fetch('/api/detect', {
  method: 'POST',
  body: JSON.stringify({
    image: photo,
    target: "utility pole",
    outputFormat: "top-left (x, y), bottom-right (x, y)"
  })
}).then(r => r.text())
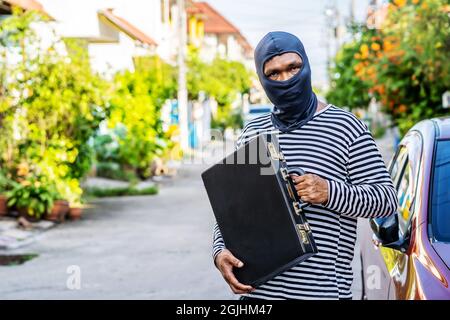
top-left (350, 0), bottom-right (356, 24)
top-left (177, 0), bottom-right (189, 151)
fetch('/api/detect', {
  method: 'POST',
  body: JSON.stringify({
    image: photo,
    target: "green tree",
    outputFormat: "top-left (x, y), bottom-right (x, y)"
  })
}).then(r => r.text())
top-left (0, 10), bottom-right (109, 205)
top-left (187, 47), bottom-right (253, 130)
top-left (107, 55), bottom-right (177, 178)
top-left (327, 0), bottom-right (450, 135)
top-left (326, 24), bottom-right (374, 110)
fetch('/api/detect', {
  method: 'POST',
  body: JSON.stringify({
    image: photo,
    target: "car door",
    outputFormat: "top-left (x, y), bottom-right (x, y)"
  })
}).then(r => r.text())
top-left (359, 144), bottom-right (408, 299)
top-left (380, 132), bottom-right (423, 299)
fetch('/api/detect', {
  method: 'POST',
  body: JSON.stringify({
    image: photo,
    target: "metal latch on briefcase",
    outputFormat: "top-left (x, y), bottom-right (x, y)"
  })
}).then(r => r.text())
top-left (268, 142), bottom-right (285, 161)
top-left (293, 202), bottom-right (302, 215)
top-left (297, 223), bottom-right (311, 244)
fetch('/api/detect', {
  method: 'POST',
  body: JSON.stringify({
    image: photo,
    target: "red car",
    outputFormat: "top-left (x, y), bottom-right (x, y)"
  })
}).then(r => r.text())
top-left (359, 116), bottom-right (450, 300)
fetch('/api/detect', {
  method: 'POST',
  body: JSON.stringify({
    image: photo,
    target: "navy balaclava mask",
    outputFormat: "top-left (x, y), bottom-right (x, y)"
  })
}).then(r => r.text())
top-left (254, 31), bottom-right (317, 132)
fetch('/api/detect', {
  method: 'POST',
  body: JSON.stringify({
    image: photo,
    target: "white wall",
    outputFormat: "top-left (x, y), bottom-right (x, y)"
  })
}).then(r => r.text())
top-left (37, 0), bottom-right (166, 73)
top-left (88, 33), bottom-right (137, 77)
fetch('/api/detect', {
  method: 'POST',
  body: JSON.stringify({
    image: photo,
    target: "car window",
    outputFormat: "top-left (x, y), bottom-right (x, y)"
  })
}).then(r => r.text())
top-left (397, 158), bottom-right (414, 236)
top-left (390, 146), bottom-right (408, 189)
top-left (389, 133), bottom-right (422, 237)
top-left (431, 139), bottom-right (450, 243)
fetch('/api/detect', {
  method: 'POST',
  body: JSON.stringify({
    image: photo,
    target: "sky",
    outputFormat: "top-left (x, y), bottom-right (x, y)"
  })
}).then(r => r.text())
top-left (206, 0), bottom-right (371, 86)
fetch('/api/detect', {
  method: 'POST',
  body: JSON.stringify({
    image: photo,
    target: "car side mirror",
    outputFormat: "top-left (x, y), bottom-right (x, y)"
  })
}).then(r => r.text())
top-left (370, 214), bottom-right (409, 253)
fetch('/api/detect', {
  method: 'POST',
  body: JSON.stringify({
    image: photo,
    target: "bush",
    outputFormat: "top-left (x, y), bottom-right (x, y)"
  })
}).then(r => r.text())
top-left (6, 175), bottom-right (57, 219)
top-left (0, 10), bottom-right (110, 205)
top-left (187, 47), bottom-right (252, 130)
top-left (95, 162), bottom-right (138, 183)
top-left (84, 185), bottom-right (158, 198)
top-left (327, 0), bottom-right (450, 136)
top-left (107, 56), bottom-right (177, 179)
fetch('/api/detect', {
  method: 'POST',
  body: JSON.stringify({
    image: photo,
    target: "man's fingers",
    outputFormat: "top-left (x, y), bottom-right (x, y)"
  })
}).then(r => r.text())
top-left (224, 252), bottom-right (244, 268)
top-left (229, 277), bottom-right (254, 292)
top-left (223, 270), bottom-right (253, 292)
top-left (229, 284), bottom-right (248, 294)
top-left (292, 175), bottom-right (306, 184)
top-left (295, 182), bottom-right (309, 191)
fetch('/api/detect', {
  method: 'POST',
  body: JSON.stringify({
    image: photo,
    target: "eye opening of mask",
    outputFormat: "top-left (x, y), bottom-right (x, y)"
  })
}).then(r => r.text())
top-left (262, 50), bottom-right (305, 83)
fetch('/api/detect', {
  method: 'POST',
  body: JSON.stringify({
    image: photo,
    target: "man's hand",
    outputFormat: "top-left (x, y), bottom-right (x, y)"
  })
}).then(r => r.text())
top-left (291, 173), bottom-right (329, 205)
top-left (215, 249), bottom-right (254, 294)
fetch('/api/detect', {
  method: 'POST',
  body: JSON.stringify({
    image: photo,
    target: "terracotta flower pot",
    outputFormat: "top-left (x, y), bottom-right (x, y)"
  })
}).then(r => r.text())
top-left (68, 207), bottom-right (83, 220)
top-left (0, 194), bottom-right (8, 216)
top-left (47, 200), bottom-right (70, 222)
top-left (17, 207), bottom-right (40, 223)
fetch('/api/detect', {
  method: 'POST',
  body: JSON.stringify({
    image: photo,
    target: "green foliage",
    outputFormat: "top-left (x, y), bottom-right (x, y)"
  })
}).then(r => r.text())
top-left (370, 0), bottom-right (450, 135)
top-left (6, 175), bottom-right (57, 219)
top-left (327, 0), bottom-right (450, 136)
top-left (326, 24), bottom-right (374, 110)
top-left (210, 104), bottom-right (244, 130)
top-left (108, 56), bottom-right (177, 179)
top-left (0, 169), bottom-right (15, 193)
top-left (187, 46), bottom-right (252, 130)
top-left (84, 185), bottom-right (158, 197)
top-left (0, 11), bottom-right (109, 205)
top-left (95, 161), bottom-right (138, 183)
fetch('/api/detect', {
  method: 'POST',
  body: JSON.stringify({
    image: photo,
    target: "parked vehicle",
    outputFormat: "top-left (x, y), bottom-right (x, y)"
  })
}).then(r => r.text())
top-left (359, 116), bottom-right (450, 300)
top-left (243, 104), bottom-right (273, 126)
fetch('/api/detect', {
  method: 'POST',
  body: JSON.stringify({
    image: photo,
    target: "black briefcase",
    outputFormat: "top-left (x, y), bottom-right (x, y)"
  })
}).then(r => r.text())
top-left (201, 133), bottom-right (318, 287)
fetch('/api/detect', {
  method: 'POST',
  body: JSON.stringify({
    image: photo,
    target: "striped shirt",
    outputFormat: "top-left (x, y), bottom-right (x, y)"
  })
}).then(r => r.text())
top-left (212, 104), bottom-right (398, 300)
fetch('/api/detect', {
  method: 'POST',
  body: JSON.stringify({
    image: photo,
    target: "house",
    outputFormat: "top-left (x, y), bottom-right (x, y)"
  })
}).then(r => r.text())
top-left (30, 0), bottom-right (163, 75)
top-left (0, 0), bottom-right (51, 16)
top-left (185, 1), bottom-right (253, 67)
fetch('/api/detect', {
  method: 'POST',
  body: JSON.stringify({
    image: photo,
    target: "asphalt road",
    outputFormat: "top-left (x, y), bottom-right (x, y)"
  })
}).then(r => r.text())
top-left (0, 164), bottom-right (234, 299)
top-left (1, 131), bottom-right (397, 299)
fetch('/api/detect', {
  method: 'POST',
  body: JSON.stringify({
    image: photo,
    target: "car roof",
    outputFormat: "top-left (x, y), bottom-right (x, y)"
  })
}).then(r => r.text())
top-left (409, 115), bottom-right (450, 141)
top-left (431, 116), bottom-right (450, 139)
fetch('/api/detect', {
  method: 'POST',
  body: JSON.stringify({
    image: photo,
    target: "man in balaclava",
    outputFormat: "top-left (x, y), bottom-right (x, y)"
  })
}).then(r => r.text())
top-left (212, 31), bottom-right (398, 300)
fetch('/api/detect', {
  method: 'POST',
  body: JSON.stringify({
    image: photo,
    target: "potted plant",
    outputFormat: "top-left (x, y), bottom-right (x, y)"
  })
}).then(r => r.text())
top-left (55, 178), bottom-right (84, 221)
top-left (6, 177), bottom-right (56, 222)
top-left (68, 202), bottom-right (83, 220)
top-left (46, 198), bottom-right (69, 222)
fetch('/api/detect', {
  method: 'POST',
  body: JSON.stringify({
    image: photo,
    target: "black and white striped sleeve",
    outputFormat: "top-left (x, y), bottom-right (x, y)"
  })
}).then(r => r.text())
top-left (323, 130), bottom-right (398, 219)
top-left (212, 222), bottom-right (225, 263)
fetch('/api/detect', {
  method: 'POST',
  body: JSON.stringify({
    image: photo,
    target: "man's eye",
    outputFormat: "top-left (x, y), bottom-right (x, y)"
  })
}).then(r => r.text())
top-left (269, 72), bottom-right (278, 79)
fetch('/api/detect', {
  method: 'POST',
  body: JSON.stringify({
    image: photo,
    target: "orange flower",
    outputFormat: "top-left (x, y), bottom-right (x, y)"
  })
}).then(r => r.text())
top-left (360, 44), bottom-right (369, 59)
top-left (371, 43), bottom-right (381, 51)
top-left (394, 0), bottom-right (407, 7)
top-left (398, 104), bottom-right (407, 113)
top-left (367, 66), bottom-right (376, 76)
top-left (354, 53), bottom-right (361, 59)
top-left (389, 101), bottom-right (395, 110)
top-left (383, 40), bottom-right (398, 52)
top-left (20, 180), bottom-right (32, 187)
top-left (412, 0), bottom-right (420, 4)
top-left (414, 45), bottom-right (424, 54)
top-left (17, 162), bottom-right (29, 177)
top-left (353, 62), bottom-right (363, 72)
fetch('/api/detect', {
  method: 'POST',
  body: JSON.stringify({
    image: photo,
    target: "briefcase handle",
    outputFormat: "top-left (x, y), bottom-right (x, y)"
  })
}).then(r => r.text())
top-left (284, 166), bottom-right (311, 212)
top-left (287, 167), bottom-right (306, 177)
